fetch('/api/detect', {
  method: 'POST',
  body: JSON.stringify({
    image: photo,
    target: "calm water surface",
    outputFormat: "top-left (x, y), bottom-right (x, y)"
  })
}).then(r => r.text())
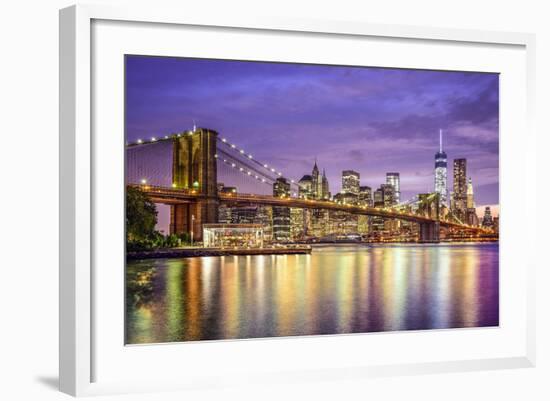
top-left (126, 243), bottom-right (499, 344)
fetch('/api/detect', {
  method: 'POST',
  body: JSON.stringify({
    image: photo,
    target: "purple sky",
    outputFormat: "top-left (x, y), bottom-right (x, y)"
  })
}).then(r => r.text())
top-left (126, 55), bottom-right (499, 207)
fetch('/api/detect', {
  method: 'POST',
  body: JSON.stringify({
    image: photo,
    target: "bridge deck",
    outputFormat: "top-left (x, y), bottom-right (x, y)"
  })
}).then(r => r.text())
top-left (133, 185), bottom-right (487, 232)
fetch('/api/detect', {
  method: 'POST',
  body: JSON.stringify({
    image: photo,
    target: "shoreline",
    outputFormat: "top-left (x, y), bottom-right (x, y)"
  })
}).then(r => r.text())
top-left (126, 246), bottom-right (312, 260)
top-left (126, 240), bottom-right (498, 260)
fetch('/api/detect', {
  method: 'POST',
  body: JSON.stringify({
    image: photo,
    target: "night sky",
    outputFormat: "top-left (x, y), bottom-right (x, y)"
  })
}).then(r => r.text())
top-left (126, 55), bottom-right (499, 212)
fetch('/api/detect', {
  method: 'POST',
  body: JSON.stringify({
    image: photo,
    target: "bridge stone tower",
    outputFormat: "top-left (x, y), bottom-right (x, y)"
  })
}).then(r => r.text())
top-left (417, 193), bottom-right (440, 243)
top-left (169, 128), bottom-right (218, 241)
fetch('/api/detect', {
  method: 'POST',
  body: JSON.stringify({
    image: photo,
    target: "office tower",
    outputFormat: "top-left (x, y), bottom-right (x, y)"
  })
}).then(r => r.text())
top-left (466, 208), bottom-right (479, 227)
top-left (386, 172), bottom-right (401, 204)
top-left (492, 216), bottom-right (499, 234)
top-left (434, 129), bottom-right (448, 205)
top-left (358, 186), bottom-right (373, 207)
top-left (218, 204), bottom-right (233, 224)
top-left (272, 177), bottom-right (291, 242)
top-left (290, 208), bottom-right (305, 241)
top-left (298, 174), bottom-right (313, 198)
top-left (255, 206), bottom-right (273, 242)
top-left (482, 206), bottom-right (494, 228)
top-left (298, 161), bottom-right (330, 237)
top-left (321, 169), bottom-right (330, 200)
top-left (342, 170), bottom-right (360, 195)
top-left (380, 184), bottom-right (396, 207)
top-left (467, 177), bottom-right (475, 209)
top-left (311, 160), bottom-right (323, 198)
top-left (231, 206), bottom-right (257, 224)
top-left (357, 215), bottom-right (369, 235)
top-left (453, 158), bottom-right (467, 220)
top-left (300, 161), bottom-right (330, 200)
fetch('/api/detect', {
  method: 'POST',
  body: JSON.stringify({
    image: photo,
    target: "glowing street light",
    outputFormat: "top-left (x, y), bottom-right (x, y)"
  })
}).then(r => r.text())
top-left (140, 179), bottom-right (147, 184)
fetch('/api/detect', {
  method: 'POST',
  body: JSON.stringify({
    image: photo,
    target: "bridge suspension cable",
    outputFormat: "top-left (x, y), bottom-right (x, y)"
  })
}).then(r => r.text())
top-left (125, 131), bottom-right (306, 191)
top-left (217, 150), bottom-right (275, 188)
top-left (216, 136), bottom-right (305, 191)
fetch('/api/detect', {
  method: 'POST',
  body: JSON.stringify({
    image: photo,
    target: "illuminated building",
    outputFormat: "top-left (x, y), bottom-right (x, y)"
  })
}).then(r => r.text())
top-left (231, 206), bottom-right (257, 223)
top-left (272, 177), bottom-right (291, 242)
top-left (434, 129), bottom-right (448, 205)
top-left (342, 170), bottom-right (360, 195)
top-left (493, 216), bottom-right (499, 234)
top-left (218, 204), bottom-right (232, 224)
top-left (290, 208), bottom-right (305, 240)
top-left (298, 161), bottom-right (330, 237)
top-left (386, 173), bottom-right (400, 204)
top-left (299, 161), bottom-right (330, 199)
top-left (482, 206), bottom-right (494, 228)
top-left (333, 192), bottom-right (358, 205)
top-left (467, 177), bottom-right (475, 209)
top-left (357, 215), bottom-right (369, 235)
top-left (358, 186), bottom-right (372, 207)
top-left (452, 158), bottom-right (467, 221)
top-left (321, 170), bottom-right (330, 200)
top-left (380, 184), bottom-right (396, 207)
top-left (203, 224), bottom-right (264, 248)
top-left (466, 208), bottom-right (479, 227)
top-left (312, 161), bottom-right (322, 198)
top-left (219, 185), bottom-right (237, 194)
top-left (371, 184), bottom-right (396, 234)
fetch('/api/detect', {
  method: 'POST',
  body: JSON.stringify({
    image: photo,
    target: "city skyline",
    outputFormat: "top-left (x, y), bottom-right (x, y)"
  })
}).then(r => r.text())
top-left (126, 55), bottom-right (499, 211)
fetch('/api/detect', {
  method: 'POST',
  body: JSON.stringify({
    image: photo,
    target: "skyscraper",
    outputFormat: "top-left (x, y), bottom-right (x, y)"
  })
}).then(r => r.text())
top-left (453, 158), bottom-right (467, 220)
top-left (386, 173), bottom-right (400, 204)
top-left (272, 177), bottom-right (291, 242)
top-left (311, 160), bottom-right (323, 198)
top-left (434, 129), bottom-right (448, 205)
top-left (299, 161), bottom-right (330, 200)
top-left (358, 186), bottom-right (373, 207)
top-left (467, 177), bottom-right (475, 209)
top-left (482, 206), bottom-right (494, 228)
top-left (342, 170), bottom-right (360, 195)
top-left (321, 169), bottom-right (330, 200)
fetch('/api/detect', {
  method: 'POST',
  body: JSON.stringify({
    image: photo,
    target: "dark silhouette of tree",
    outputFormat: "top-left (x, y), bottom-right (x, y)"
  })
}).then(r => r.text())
top-left (126, 186), bottom-right (157, 242)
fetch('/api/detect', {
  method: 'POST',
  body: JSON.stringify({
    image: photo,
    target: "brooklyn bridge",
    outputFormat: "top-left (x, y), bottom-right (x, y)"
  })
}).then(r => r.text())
top-left (126, 127), bottom-right (491, 242)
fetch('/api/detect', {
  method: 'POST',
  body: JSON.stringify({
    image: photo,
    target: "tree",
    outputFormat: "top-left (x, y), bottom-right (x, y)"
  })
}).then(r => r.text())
top-left (126, 186), bottom-right (158, 242)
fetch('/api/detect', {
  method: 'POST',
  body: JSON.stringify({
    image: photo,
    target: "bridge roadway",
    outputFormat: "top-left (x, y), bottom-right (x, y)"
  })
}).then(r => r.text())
top-left (135, 185), bottom-right (485, 232)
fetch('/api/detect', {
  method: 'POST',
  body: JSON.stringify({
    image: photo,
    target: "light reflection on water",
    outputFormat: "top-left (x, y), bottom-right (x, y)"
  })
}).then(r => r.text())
top-left (126, 243), bottom-right (499, 344)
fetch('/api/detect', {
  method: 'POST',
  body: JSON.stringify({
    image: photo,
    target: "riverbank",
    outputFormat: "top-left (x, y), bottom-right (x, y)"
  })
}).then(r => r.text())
top-left (127, 246), bottom-right (312, 260)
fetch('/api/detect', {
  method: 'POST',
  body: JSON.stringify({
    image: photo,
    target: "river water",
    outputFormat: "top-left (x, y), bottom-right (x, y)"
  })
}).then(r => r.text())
top-left (126, 243), bottom-right (499, 344)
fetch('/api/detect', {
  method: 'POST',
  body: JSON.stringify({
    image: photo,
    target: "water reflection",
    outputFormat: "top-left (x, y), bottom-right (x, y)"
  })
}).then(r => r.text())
top-left (126, 243), bottom-right (499, 344)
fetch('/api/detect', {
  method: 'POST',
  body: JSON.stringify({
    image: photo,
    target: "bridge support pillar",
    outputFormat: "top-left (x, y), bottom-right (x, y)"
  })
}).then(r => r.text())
top-left (169, 128), bottom-right (219, 243)
top-left (419, 222), bottom-right (440, 243)
top-left (170, 199), bottom-right (218, 242)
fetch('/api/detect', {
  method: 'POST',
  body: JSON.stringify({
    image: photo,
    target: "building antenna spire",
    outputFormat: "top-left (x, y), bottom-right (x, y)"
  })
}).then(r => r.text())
top-left (439, 129), bottom-right (443, 153)
top-left (193, 119), bottom-right (197, 131)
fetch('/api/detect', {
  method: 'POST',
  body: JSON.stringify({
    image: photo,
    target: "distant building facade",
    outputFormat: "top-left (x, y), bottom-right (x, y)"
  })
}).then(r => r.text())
top-left (434, 129), bottom-right (448, 205)
top-left (272, 177), bottom-right (291, 242)
top-left (386, 173), bottom-right (401, 204)
top-left (452, 158), bottom-right (467, 221)
top-left (342, 170), bottom-right (360, 195)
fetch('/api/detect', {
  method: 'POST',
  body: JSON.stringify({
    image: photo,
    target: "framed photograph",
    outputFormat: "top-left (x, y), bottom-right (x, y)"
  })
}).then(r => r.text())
top-left (60, 4), bottom-right (536, 396)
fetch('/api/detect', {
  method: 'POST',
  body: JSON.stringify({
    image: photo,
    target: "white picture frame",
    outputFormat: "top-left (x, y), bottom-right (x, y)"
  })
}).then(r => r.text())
top-left (59, 4), bottom-right (536, 397)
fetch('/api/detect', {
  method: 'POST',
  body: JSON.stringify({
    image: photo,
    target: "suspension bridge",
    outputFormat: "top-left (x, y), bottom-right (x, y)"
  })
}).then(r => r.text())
top-left (126, 127), bottom-right (489, 242)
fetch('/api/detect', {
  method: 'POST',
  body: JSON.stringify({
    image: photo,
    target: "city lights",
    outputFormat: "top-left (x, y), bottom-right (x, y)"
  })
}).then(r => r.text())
top-left (127, 128), bottom-right (495, 244)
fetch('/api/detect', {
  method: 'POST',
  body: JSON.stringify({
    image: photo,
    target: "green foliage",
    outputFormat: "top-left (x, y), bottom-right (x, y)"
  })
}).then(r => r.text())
top-left (125, 186), bottom-right (195, 251)
top-left (126, 186), bottom-right (158, 242)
